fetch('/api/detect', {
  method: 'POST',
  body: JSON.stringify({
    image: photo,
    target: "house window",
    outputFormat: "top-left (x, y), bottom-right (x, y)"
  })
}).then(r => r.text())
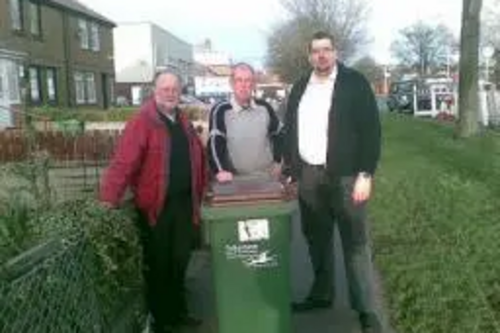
top-left (9, 0), bottom-right (23, 31)
top-left (46, 68), bottom-right (57, 103)
top-left (78, 19), bottom-right (100, 52)
top-left (78, 19), bottom-right (89, 49)
top-left (29, 67), bottom-right (41, 103)
top-left (90, 23), bottom-right (100, 51)
top-left (25, 65), bottom-right (58, 105)
top-left (85, 73), bottom-right (96, 103)
top-left (29, 1), bottom-right (41, 36)
top-left (0, 61), bottom-right (20, 102)
top-left (74, 71), bottom-right (97, 104)
top-left (74, 72), bottom-right (85, 104)
top-left (0, 74), bottom-right (4, 100)
top-left (7, 62), bottom-right (20, 103)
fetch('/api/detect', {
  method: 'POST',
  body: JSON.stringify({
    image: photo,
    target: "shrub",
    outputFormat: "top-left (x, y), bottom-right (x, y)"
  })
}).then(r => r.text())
top-left (0, 127), bottom-right (143, 327)
top-left (29, 198), bottom-right (143, 319)
top-left (0, 152), bottom-right (52, 261)
top-left (0, 194), bottom-right (32, 260)
top-left (435, 111), bottom-right (456, 123)
top-left (31, 106), bottom-right (137, 123)
top-left (30, 105), bottom-right (207, 124)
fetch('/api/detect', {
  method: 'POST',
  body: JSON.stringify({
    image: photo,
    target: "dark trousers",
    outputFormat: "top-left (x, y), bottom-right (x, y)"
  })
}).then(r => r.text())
top-left (298, 163), bottom-right (378, 316)
top-left (137, 194), bottom-right (196, 330)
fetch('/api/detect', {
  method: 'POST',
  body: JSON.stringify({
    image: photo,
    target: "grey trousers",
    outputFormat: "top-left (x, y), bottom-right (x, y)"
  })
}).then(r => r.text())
top-left (298, 163), bottom-right (378, 315)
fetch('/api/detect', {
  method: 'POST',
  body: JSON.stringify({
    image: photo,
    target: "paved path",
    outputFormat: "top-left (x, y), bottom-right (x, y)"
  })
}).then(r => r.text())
top-left (181, 211), bottom-right (365, 333)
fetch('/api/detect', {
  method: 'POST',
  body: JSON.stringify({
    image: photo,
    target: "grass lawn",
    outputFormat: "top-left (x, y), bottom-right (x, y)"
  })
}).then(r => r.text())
top-left (371, 114), bottom-right (500, 332)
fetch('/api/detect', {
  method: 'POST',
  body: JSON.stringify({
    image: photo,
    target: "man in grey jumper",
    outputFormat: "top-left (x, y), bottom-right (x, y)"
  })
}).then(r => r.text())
top-left (207, 62), bottom-right (284, 182)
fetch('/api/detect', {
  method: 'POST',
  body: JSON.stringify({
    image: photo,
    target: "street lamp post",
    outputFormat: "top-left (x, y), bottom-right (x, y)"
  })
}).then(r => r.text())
top-left (482, 45), bottom-right (495, 83)
top-left (446, 45), bottom-right (452, 78)
top-left (383, 66), bottom-right (390, 95)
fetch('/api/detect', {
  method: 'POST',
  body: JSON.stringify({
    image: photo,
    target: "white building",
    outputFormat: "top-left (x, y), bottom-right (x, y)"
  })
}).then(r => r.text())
top-left (192, 39), bottom-right (232, 97)
top-left (113, 22), bottom-right (193, 104)
top-left (194, 50), bottom-right (231, 67)
top-left (194, 39), bottom-right (231, 66)
top-left (194, 76), bottom-right (231, 97)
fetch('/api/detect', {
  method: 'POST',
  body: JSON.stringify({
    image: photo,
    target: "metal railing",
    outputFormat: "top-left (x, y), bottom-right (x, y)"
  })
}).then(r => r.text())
top-left (0, 236), bottom-right (144, 333)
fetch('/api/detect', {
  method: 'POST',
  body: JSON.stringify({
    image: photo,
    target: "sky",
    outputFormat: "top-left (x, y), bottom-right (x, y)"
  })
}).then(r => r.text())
top-left (79, 0), bottom-right (464, 67)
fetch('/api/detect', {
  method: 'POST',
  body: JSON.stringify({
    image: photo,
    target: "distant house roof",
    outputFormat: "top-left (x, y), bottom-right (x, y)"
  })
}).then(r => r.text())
top-left (48, 0), bottom-right (115, 26)
top-left (208, 65), bottom-right (231, 76)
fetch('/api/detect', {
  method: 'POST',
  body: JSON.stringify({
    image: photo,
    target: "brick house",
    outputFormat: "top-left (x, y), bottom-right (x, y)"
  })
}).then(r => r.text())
top-left (0, 0), bottom-right (115, 127)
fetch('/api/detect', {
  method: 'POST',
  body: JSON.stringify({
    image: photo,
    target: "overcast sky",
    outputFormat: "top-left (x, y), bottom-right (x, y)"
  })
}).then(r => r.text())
top-left (80, 0), bottom-right (465, 66)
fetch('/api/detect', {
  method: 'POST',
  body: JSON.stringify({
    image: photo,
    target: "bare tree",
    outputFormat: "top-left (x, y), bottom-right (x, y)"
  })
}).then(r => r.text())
top-left (351, 56), bottom-right (384, 85)
top-left (390, 22), bottom-right (457, 76)
top-left (267, 0), bottom-right (369, 82)
top-left (456, 0), bottom-right (483, 138)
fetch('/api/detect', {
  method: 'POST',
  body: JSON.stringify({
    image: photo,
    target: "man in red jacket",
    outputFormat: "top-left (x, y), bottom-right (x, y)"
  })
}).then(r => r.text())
top-left (100, 71), bottom-right (207, 333)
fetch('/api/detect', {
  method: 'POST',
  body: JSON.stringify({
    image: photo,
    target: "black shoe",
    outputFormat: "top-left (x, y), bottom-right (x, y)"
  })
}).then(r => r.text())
top-left (291, 298), bottom-right (332, 312)
top-left (175, 314), bottom-right (202, 327)
top-left (360, 312), bottom-right (382, 333)
top-left (151, 324), bottom-right (175, 333)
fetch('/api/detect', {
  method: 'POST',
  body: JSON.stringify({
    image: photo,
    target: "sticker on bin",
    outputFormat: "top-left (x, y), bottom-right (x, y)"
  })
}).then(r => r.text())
top-left (225, 244), bottom-right (259, 260)
top-left (243, 251), bottom-right (278, 268)
top-left (225, 244), bottom-right (278, 268)
top-left (237, 219), bottom-right (270, 242)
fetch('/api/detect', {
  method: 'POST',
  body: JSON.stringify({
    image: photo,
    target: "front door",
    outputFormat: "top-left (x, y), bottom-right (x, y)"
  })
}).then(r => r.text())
top-left (101, 73), bottom-right (109, 109)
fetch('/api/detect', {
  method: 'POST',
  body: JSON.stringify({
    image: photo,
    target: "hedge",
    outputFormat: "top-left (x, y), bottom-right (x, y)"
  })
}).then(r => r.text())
top-left (29, 105), bottom-right (207, 123)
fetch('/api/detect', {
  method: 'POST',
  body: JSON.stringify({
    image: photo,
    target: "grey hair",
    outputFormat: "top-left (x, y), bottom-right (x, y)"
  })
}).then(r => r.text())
top-left (153, 69), bottom-right (183, 88)
top-left (230, 62), bottom-right (255, 78)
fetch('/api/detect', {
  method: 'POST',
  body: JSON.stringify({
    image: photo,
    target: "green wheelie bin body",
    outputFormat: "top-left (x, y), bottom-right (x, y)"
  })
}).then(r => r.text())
top-left (203, 200), bottom-right (297, 333)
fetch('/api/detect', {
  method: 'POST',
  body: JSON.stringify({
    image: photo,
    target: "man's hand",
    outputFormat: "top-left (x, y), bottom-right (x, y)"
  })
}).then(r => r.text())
top-left (216, 170), bottom-right (233, 183)
top-left (269, 162), bottom-right (282, 179)
top-left (352, 173), bottom-right (372, 204)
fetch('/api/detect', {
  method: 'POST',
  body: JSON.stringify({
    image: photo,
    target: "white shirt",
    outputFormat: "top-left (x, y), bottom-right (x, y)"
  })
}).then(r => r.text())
top-left (297, 69), bottom-right (337, 165)
top-left (230, 95), bottom-right (257, 112)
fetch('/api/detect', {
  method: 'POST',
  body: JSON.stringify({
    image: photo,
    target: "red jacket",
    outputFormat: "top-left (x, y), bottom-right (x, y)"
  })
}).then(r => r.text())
top-left (99, 98), bottom-right (207, 226)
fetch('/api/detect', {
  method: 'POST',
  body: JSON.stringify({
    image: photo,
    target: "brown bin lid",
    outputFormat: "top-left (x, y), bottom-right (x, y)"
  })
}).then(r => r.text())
top-left (205, 173), bottom-right (296, 207)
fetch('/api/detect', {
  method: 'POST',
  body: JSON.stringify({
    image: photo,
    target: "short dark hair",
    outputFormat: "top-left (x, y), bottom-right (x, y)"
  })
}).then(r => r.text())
top-left (308, 31), bottom-right (336, 51)
top-left (230, 62), bottom-right (255, 78)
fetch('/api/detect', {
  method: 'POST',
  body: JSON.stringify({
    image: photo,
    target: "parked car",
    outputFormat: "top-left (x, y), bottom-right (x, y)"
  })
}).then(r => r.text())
top-left (387, 79), bottom-right (431, 113)
top-left (180, 95), bottom-right (208, 109)
top-left (387, 78), bottom-right (455, 114)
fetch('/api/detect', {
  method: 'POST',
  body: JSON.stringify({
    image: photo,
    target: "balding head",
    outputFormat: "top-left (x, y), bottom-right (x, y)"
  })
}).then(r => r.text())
top-left (153, 71), bottom-right (182, 114)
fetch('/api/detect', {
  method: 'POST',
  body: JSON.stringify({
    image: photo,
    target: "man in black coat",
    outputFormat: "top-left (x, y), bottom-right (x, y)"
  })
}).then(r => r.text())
top-left (282, 31), bottom-right (383, 333)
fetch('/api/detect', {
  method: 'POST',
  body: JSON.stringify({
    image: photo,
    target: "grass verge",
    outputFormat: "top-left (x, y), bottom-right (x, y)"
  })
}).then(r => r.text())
top-left (371, 114), bottom-right (500, 333)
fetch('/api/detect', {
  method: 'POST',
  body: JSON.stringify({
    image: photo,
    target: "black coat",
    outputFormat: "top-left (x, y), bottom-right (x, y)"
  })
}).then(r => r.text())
top-left (283, 63), bottom-right (381, 181)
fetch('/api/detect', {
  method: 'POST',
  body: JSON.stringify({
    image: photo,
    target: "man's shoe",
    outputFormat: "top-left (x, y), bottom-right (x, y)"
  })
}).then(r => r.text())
top-left (176, 314), bottom-right (202, 327)
top-left (360, 312), bottom-right (383, 333)
top-left (150, 324), bottom-right (175, 333)
top-left (291, 298), bottom-right (332, 312)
